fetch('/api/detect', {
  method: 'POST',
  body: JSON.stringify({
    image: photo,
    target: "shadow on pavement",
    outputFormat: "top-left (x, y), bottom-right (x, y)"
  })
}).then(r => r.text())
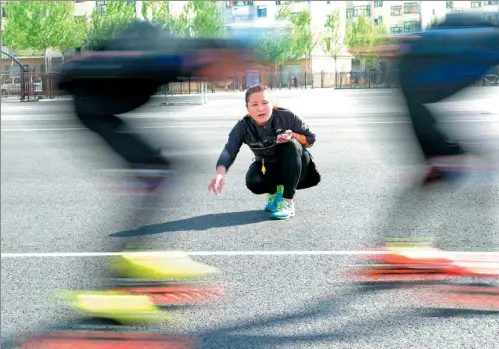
top-left (109, 210), bottom-right (269, 237)
top-left (191, 282), bottom-right (497, 349)
top-left (3, 280), bottom-right (495, 349)
top-left (191, 280), bottom-right (498, 349)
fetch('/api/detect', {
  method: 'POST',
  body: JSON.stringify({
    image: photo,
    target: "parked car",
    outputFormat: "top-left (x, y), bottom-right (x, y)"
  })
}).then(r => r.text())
top-left (1, 75), bottom-right (43, 95)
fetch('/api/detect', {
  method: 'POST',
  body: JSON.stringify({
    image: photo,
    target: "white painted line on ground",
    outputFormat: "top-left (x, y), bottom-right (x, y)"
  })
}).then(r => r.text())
top-left (1, 250), bottom-right (498, 258)
top-left (1, 118), bottom-right (498, 132)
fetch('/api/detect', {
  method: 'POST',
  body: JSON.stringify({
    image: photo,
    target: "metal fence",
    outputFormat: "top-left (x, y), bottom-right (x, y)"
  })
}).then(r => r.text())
top-left (1, 67), bottom-right (498, 101)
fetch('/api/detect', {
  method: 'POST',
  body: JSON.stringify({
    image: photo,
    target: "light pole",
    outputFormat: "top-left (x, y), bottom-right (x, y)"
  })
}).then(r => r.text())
top-left (1, 49), bottom-right (28, 72)
top-left (1, 49), bottom-right (29, 100)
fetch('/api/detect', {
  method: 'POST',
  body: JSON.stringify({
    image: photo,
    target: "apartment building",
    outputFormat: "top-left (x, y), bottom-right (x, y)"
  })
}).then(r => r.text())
top-left (447, 1), bottom-right (499, 24)
top-left (223, 1), bottom-right (351, 85)
top-left (345, 1), bottom-right (498, 35)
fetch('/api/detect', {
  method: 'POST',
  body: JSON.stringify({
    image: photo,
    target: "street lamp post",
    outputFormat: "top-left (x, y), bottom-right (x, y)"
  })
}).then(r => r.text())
top-left (1, 49), bottom-right (30, 100)
top-left (1, 49), bottom-right (29, 72)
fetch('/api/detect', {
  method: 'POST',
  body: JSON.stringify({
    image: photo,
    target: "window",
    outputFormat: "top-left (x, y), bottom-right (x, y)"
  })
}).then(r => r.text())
top-left (391, 5), bottom-right (402, 16)
top-left (471, 1), bottom-right (482, 8)
top-left (446, 1), bottom-right (453, 9)
top-left (374, 1), bottom-right (383, 8)
top-left (327, 1), bottom-right (331, 4)
top-left (404, 21), bottom-right (421, 32)
top-left (227, 1), bottom-right (254, 7)
top-left (276, 0), bottom-right (281, 4)
top-left (257, 6), bottom-right (267, 18)
top-left (353, 5), bottom-right (370, 17)
top-left (404, 2), bottom-right (420, 14)
top-left (484, 1), bottom-right (498, 5)
top-left (1, 6), bottom-right (5, 18)
top-left (374, 16), bottom-right (383, 25)
top-left (346, 8), bottom-right (354, 19)
top-left (390, 25), bottom-right (403, 34)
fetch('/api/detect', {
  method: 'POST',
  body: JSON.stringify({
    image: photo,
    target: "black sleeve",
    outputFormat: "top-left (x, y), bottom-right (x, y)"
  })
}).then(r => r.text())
top-left (216, 121), bottom-right (244, 171)
top-left (289, 111), bottom-right (316, 147)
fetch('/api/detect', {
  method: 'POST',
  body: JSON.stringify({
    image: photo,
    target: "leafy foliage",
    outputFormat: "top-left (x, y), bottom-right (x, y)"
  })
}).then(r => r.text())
top-left (85, 1), bottom-right (136, 50)
top-left (184, 1), bottom-right (226, 37)
top-left (2, 1), bottom-right (86, 53)
top-left (141, 1), bottom-right (188, 36)
top-left (256, 28), bottom-right (294, 67)
top-left (345, 12), bottom-right (389, 67)
top-left (323, 9), bottom-right (344, 59)
top-left (278, 6), bottom-right (319, 60)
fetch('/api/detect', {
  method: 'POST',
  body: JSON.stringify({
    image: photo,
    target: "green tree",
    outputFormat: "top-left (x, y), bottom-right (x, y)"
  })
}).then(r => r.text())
top-left (256, 29), bottom-right (294, 87)
top-left (323, 9), bottom-right (344, 78)
top-left (56, 16), bottom-right (89, 61)
top-left (141, 1), bottom-right (224, 38)
top-left (279, 7), bottom-right (320, 72)
top-left (2, 1), bottom-right (81, 70)
top-left (183, 1), bottom-right (226, 37)
top-left (345, 13), bottom-right (388, 69)
top-left (2, 2), bottom-right (31, 54)
top-left (85, 1), bottom-right (136, 50)
top-left (141, 1), bottom-right (188, 36)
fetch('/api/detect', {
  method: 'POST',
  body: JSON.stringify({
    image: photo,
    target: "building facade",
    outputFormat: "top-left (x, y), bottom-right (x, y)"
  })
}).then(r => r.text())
top-left (3, 1), bottom-right (497, 78)
top-left (223, 1), bottom-right (352, 86)
top-left (345, 1), bottom-right (498, 35)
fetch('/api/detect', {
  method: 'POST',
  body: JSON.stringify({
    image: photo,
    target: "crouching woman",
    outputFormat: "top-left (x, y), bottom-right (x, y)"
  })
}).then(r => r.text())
top-left (208, 85), bottom-right (321, 220)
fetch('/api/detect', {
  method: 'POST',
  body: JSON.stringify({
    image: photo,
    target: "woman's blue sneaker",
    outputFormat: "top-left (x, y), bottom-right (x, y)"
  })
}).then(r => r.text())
top-left (270, 200), bottom-right (295, 220)
top-left (264, 185), bottom-right (284, 212)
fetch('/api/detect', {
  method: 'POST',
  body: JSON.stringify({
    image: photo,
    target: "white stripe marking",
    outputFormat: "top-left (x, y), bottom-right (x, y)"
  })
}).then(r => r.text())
top-left (1, 251), bottom-right (498, 258)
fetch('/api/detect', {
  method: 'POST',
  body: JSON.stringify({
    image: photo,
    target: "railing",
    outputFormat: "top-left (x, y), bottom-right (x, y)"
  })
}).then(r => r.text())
top-left (1, 67), bottom-right (497, 101)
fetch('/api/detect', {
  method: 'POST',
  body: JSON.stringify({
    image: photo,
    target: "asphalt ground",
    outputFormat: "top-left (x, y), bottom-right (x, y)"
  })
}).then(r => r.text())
top-left (1, 87), bottom-right (498, 348)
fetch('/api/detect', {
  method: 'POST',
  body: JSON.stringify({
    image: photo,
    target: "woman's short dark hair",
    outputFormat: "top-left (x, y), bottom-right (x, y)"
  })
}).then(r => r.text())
top-left (245, 85), bottom-right (269, 105)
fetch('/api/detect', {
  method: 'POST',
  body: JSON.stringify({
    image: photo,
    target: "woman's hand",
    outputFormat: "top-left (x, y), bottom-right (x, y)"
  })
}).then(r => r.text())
top-left (277, 130), bottom-right (293, 144)
top-left (208, 167), bottom-right (227, 194)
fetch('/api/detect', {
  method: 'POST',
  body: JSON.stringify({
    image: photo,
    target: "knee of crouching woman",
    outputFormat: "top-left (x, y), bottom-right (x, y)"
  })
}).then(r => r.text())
top-left (280, 138), bottom-right (302, 154)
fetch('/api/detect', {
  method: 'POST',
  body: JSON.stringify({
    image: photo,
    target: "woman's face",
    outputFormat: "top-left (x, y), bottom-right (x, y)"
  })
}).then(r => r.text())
top-left (246, 90), bottom-right (273, 124)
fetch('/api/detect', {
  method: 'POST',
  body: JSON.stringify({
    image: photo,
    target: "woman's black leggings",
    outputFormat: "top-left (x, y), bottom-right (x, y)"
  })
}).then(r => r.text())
top-left (245, 139), bottom-right (310, 200)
